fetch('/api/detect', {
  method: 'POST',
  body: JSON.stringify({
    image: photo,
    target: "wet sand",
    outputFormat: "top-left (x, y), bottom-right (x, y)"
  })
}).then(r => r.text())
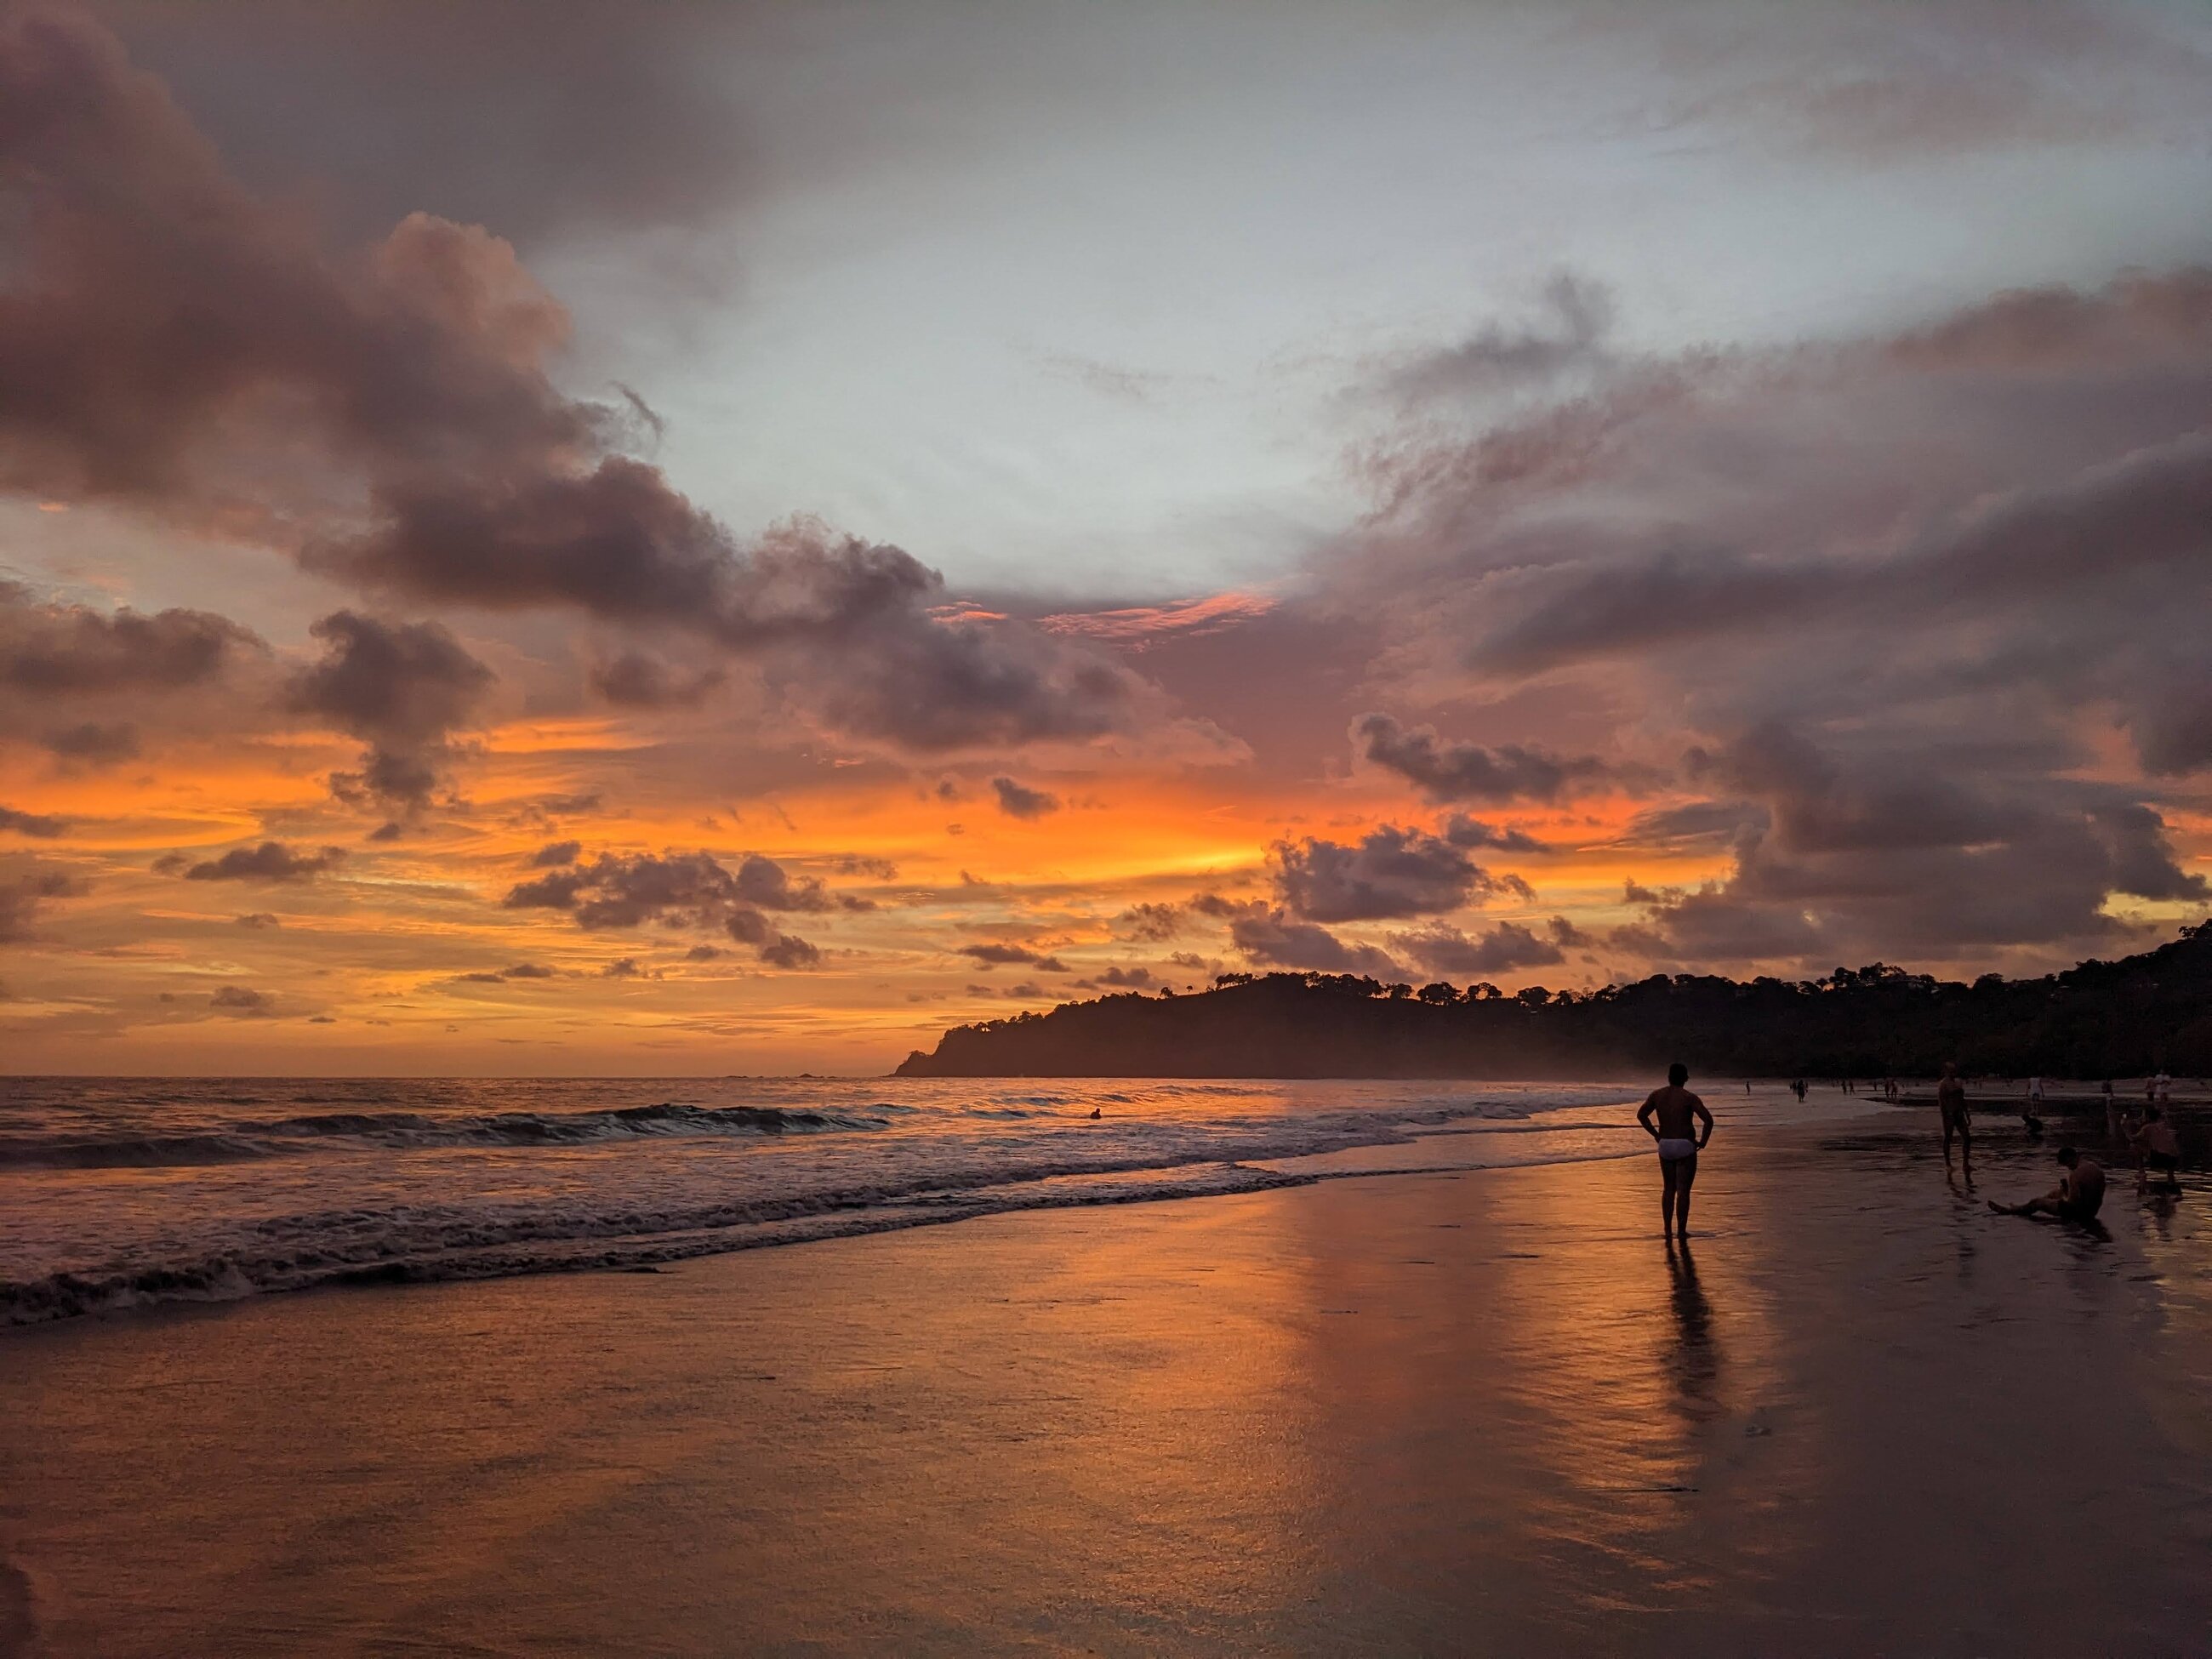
top-left (3, 1109), bottom-right (2208, 1656)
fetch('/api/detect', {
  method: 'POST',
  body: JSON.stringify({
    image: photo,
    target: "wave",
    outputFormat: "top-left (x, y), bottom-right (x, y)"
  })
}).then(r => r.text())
top-left (0, 1102), bottom-right (891, 1169)
top-left (0, 1102), bottom-right (1646, 1326)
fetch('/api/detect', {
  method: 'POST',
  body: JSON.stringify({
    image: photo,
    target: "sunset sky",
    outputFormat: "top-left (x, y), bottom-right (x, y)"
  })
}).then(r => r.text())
top-left (3, 0), bottom-right (2211, 1073)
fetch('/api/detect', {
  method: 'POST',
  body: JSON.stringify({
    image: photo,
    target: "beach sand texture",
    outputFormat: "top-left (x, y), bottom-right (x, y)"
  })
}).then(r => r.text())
top-left (2, 1110), bottom-right (2207, 1656)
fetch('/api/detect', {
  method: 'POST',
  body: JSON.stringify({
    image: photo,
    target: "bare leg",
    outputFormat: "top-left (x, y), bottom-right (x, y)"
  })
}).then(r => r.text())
top-left (1960, 1127), bottom-right (1972, 1188)
top-left (1674, 1155), bottom-right (1699, 1239)
top-left (1661, 1156), bottom-right (1680, 1236)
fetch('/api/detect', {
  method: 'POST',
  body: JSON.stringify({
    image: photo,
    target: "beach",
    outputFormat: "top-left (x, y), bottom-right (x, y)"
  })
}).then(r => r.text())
top-left (3, 1101), bottom-right (2208, 1656)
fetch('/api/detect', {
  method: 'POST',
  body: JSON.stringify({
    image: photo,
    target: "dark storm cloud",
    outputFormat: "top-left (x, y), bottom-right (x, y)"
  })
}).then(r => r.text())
top-left (1343, 266), bottom-right (2212, 969)
top-left (1271, 824), bottom-right (1528, 924)
top-left (989, 777), bottom-right (1061, 819)
top-left (0, 9), bottom-right (1165, 756)
top-left (502, 848), bottom-right (827, 968)
top-left (1391, 919), bottom-right (1577, 978)
top-left (0, 807), bottom-right (66, 838)
top-left (174, 841), bottom-right (346, 883)
top-left (1353, 714), bottom-right (1614, 805)
top-left (288, 611), bottom-right (494, 812)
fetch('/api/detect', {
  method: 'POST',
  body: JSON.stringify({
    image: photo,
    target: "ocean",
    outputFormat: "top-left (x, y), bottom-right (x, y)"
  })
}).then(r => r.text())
top-left (0, 1075), bottom-right (1793, 1326)
top-left (0, 1079), bottom-right (1690, 1327)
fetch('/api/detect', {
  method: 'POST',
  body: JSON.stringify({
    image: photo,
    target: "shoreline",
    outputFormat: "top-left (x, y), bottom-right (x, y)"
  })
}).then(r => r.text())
top-left (3, 1109), bottom-right (2205, 1655)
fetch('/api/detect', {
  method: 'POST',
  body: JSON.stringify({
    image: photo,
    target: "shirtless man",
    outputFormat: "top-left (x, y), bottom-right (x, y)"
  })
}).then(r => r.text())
top-left (1638, 1063), bottom-right (1714, 1240)
top-left (1937, 1062), bottom-right (1971, 1177)
top-left (2129, 1104), bottom-right (2183, 1194)
top-left (1990, 1145), bottom-right (2106, 1224)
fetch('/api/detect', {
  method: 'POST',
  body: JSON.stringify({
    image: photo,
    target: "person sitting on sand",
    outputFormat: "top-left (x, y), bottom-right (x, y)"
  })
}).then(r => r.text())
top-left (1637, 1063), bottom-right (1714, 1240)
top-left (2128, 1105), bottom-right (2182, 1195)
top-left (1937, 1062), bottom-right (1971, 1176)
top-left (1990, 1145), bottom-right (2106, 1224)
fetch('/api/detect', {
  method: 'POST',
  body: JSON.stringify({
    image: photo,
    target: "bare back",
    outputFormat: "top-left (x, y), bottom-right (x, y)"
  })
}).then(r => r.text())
top-left (1640, 1085), bottom-right (1709, 1142)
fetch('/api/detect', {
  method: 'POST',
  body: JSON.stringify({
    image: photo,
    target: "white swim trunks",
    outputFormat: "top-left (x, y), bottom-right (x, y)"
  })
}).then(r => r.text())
top-left (1657, 1137), bottom-right (1697, 1161)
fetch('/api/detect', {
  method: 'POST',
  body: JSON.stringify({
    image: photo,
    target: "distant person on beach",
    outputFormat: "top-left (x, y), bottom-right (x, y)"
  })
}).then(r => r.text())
top-left (1638, 1063), bottom-right (1714, 1240)
top-left (1937, 1063), bottom-right (1972, 1176)
top-left (1991, 1146), bottom-right (2105, 1224)
top-left (2128, 1105), bottom-right (2183, 1194)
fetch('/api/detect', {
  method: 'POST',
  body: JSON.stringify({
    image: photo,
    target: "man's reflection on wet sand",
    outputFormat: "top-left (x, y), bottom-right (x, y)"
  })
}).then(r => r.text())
top-left (1665, 1237), bottom-right (1720, 1417)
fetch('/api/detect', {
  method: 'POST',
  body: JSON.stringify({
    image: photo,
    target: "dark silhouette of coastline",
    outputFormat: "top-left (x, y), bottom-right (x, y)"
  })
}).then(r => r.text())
top-left (897, 921), bottom-right (2212, 1079)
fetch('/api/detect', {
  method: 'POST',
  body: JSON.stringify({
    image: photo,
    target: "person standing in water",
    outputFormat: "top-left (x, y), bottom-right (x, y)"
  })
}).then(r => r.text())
top-left (1638, 1063), bottom-right (1714, 1240)
top-left (1937, 1062), bottom-right (1972, 1180)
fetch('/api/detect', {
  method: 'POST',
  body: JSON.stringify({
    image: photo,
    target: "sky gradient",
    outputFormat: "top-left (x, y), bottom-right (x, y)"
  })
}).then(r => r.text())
top-left (3, 0), bottom-right (2211, 1073)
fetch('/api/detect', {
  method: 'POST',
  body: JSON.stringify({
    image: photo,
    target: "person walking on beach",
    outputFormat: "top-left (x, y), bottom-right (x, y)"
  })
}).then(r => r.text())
top-left (1937, 1062), bottom-right (1972, 1180)
top-left (1990, 1145), bottom-right (2106, 1225)
top-left (1639, 1063), bottom-right (1713, 1240)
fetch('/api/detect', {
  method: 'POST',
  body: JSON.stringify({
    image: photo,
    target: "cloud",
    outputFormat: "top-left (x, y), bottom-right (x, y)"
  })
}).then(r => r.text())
top-left (1438, 812), bottom-right (1550, 855)
top-left (0, 582), bottom-right (254, 696)
top-left (99, 0), bottom-right (759, 248)
top-left (733, 853), bottom-right (833, 913)
top-left (0, 866), bottom-right (80, 943)
top-left (209, 984), bottom-right (274, 1017)
top-left (1200, 896), bottom-right (1404, 978)
top-left (957, 942), bottom-right (1069, 972)
top-left (1096, 964), bottom-right (1153, 988)
top-left (1354, 714), bottom-right (1613, 805)
top-left (0, 583), bottom-right (264, 764)
top-left (502, 848), bottom-right (826, 968)
top-left (455, 961), bottom-right (559, 983)
top-left (174, 841), bottom-right (346, 883)
top-left (0, 10), bottom-right (1172, 760)
top-left (1391, 919), bottom-right (1576, 978)
top-left (989, 776), bottom-right (1062, 819)
top-left (1377, 273), bottom-right (1615, 404)
top-left (288, 611), bottom-right (494, 813)
top-left (1116, 902), bottom-right (1183, 942)
top-left (1335, 265), bottom-right (2212, 968)
top-left (233, 912), bottom-right (279, 928)
top-left (0, 806), bottom-right (66, 838)
top-left (530, 841), bottom-right (581, 868)
top-left (1271, 824), bottom-right (1528, 923)
top-left (587, 649), bottom-right (725, 710)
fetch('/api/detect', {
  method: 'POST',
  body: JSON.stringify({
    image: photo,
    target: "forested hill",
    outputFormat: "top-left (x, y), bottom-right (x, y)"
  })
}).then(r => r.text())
top-left (896, 923), bottom-right (2212, 1080)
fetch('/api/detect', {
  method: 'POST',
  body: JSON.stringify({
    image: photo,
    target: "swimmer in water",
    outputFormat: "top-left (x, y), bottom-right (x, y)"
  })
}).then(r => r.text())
top-left (1637, 1062), bottom-right (1714, 1241)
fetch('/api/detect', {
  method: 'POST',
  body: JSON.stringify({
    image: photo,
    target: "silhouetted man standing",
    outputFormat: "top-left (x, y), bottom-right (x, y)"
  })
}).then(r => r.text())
top-left (1638, 1063), bottom-right (1714, 1240)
